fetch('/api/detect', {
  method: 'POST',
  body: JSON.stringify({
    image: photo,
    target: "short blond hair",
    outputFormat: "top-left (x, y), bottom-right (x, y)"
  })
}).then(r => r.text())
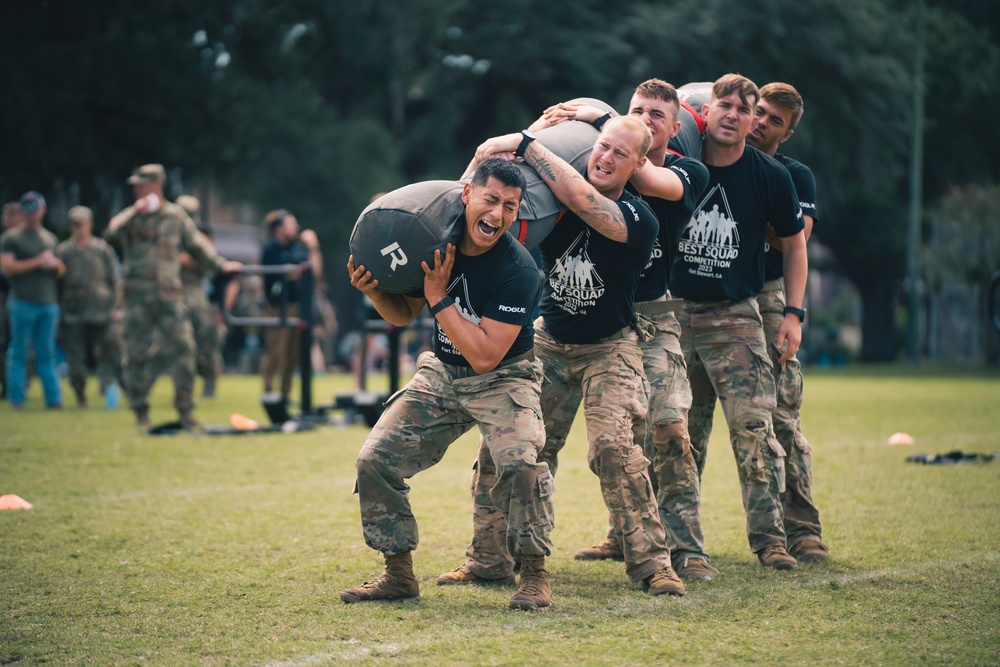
top-left (602, 115), bottom-right (653, 159)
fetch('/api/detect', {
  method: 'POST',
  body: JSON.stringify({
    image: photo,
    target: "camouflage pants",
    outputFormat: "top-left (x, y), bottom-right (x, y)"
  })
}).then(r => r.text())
top-left (186, 290), bottom-right (225, 381)
top-left (464, 321), bottom-right (671, 584)
top-left (758, 285), bottom-right (823, 546)
top-left (123, 295), bottom-right (197, 415)
top-left (681, 297), bottom-right (788, 553)
top-left (633, 306), bottom-right (707, 567)
top-left (354, 351), bottom-right (553, 559)
top-left (61, 319), bottom-right (123, 396)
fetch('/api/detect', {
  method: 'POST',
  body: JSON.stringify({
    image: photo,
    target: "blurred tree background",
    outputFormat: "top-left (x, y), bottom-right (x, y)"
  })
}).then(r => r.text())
top-left (1, 0), bottom-right (998, 362)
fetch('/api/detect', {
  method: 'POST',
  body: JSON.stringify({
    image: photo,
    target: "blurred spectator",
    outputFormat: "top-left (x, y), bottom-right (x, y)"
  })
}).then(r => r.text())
top-left (259, 209), bottom-right (322, 408)
top-left (55, 205), bottom-right (123, 407)
top-left (177, 195), bottom-right (227, 398)
top-left (312, 279), bottom-right (338, 372)
top-left (0, 192), bottom-right (65, 408)
top-left (0, 201), bottom-right (26, 399)
top-left (224, 274), bottom-right (265, 372)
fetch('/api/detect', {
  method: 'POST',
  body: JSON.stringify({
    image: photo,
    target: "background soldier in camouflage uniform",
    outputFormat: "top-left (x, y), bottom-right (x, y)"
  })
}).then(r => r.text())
top-left (670, 74), bottom-right (807, 570)
top-left (176, 195), bottom-right (226, 398)
top-left (104, 164), bottom-right (241, 427)
top-left (341, 159), bottom-right (554, 612)
top-left (746, 82), bottom-right (829, 563)
top-left (55, 205), bottom-right (123, 407)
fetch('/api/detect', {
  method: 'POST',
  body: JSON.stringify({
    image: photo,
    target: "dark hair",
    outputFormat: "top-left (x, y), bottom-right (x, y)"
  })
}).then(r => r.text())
top-left (759, 82), bottom-right (805, 129)
top-left (712, 73), bottom-right (760, 110)
top-left (634, 78), bottom-right (680, 109)
top-left (265, 209), bottom-right (290, 235)
top-left (471, 157), bottom-right (526, 195)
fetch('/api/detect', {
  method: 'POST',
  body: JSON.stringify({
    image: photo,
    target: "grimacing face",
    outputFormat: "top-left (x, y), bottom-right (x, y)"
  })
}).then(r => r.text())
top-left (628, 94), bottom-right (679, 155)
top-left (460, 176), bottom-right (522, 254)
top-left (587, 122), bottom-right (646, 195)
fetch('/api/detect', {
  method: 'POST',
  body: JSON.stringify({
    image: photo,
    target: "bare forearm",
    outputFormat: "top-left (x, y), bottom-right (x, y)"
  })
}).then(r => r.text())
top-left (782, 236), bottom-right (808, 308)
top-left (629, 164), bottom-right (684, 201)
top-left (522, 141), bottom-right (628, 242)
top-left (434, 309), bottom-right (517, 374)
top-left (368, 292), bottom-right (423, 327)
top-left (1, 255), bottom-right (40, 276)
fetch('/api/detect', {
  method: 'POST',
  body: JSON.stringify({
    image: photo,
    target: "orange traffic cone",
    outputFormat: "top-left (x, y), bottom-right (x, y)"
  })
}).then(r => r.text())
top-left (0, 494), bottom-right (33, 510)
top-left (230, 413), bottom-right (260, 431)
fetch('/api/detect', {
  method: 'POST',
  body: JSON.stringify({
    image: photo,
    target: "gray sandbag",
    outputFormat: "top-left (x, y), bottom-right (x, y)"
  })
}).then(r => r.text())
top-left (669, 82), bottom-right (711, 159)
top-left (349, 98), bottom-right (617, 294)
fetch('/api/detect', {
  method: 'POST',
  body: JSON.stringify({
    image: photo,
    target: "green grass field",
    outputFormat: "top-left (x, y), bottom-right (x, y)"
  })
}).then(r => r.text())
top-left (1, 366), bottom-right (998, 666)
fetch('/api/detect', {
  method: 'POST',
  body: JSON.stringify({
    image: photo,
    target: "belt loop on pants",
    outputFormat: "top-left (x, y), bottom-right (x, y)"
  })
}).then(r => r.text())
top-left (442, 350), bottom-right (535, 379)
top-left (594, 325), bottom-right (634, 343)
top-left (636, 298), bottom-right (684, 316)
top-left (763, 278), bottom-right (784, 292)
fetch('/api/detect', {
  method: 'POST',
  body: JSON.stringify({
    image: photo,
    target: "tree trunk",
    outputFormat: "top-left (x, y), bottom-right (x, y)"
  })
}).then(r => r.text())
top-left (981, 275), bottom-right (1000, 366)
top-left (858, 280), bottom-right (900, 362)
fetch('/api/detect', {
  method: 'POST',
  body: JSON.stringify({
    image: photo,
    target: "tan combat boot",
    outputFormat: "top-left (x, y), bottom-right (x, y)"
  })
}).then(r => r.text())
top-left (178, 412), bottom-right (202, 430)
top-left (643, 566), bottom-right (687, 596)
top-left (675, 557), bottom-right (716, 582)
top-left (789, 537), bottom-right (829, 563)
top-left (340, 551), bottom-right (421, 603)
top-left (437, 564), bottom-right (516, 586)
top-left (509, 555), bottom-right (552, 611)
top-left (574, 536), bottom-right (625, 561)
top-left (757, 544), bottom-right (798, 570)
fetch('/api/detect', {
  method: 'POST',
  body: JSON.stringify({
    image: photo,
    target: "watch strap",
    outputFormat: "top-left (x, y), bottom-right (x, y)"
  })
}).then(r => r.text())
top-left (515, 131), bottom-right (536, 158)
top-left (429, 296), bottom-right (454, 317)
top-left (783, 305), bottom-right (806, 322)
top-left (592, 112), bottom-right (612, 131)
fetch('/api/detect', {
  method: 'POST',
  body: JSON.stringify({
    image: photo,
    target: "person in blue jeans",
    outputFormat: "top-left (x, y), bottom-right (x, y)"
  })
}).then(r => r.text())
top-left (0, 191), bottom-right (65, 408)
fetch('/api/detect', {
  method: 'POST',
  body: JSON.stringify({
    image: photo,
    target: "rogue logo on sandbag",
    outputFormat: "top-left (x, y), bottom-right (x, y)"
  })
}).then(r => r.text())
top-left (380, 242), bottom-right (408, 272)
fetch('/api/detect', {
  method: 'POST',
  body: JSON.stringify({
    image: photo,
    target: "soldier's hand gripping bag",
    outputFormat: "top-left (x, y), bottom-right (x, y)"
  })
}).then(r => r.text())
top-left (349, 98), bottom-right (618, 294)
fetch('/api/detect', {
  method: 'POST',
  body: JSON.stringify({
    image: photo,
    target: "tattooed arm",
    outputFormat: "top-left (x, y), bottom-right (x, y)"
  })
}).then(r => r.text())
top-left (473, 132), bottom-right (634, 243)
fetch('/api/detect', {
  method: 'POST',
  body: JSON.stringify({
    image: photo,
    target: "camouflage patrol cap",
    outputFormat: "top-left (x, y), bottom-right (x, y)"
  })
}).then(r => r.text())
top-left (127, 163), bottom-right (166, 184)
top-left (68, 205), bottom-right (93, 221)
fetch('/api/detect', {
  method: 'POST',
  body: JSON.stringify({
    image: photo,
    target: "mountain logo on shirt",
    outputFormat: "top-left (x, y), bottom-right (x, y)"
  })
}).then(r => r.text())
top-left (549, 229), bottom-right (605, 314)
top-left (678, 184), bottom-right (740, 279)
top-left (434, 274), bottom-right (481, 356)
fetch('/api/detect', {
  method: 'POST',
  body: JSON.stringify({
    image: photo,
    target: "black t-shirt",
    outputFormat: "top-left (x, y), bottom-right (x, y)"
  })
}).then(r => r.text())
top-left (260, 237), bottom-right (311, 306)
top-left (537, 189), bottom-right (658, 343)
top-left (765, 153), bottom-right (818, 280)
top-left (669, 146), bottom-right (803, 302)
top-left (430, 232), bottom-right (541, 367)
top-left (632, 153), bottom-right (711, 302)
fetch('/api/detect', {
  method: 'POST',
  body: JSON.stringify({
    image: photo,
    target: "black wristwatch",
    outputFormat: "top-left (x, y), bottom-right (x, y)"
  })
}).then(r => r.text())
top-left (783, 305), bottom-right (806, 322)
top-left (429, 296), bottom-right (454, 317)
top-left (515, 130), bottom-right (537, 158)
top-left (592, 112), bottom-right (612, 131)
